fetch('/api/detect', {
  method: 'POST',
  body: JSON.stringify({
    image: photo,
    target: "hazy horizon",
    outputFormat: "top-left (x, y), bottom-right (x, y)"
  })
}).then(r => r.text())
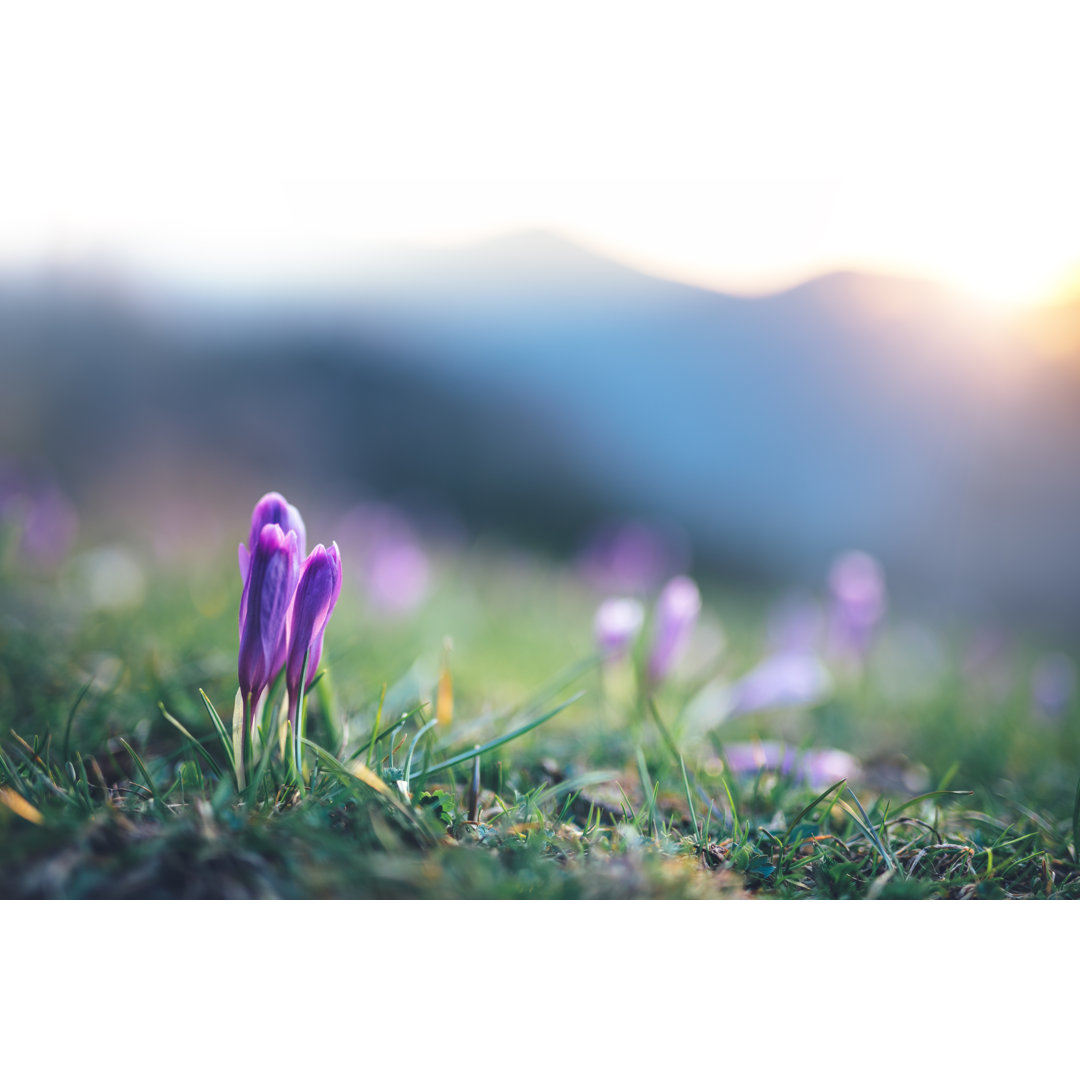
top-left (4, 5), bottom-right (1080, 308)
top-left (5, 224), bottom-right (1079, 317)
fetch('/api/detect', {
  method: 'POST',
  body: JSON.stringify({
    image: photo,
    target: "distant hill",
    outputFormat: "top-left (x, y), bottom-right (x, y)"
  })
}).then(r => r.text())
top-left (3, 232), bottom-right (1080, 625)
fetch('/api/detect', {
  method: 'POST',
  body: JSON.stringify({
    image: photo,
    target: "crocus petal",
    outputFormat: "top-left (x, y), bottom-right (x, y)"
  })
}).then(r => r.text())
top-left (238, 523), bottom-right (300, 702)
top-left (647, 575), bottom-right (701, 683)
top-left (728, 652), bottom-right (831, 717)
top-left (800, 748), bottom-right (861, 788)
top-left (722, 740), bottom-right (788, 775)
top-left (245, 492), bottom-right (307, 573)
top-left (238, 542), bottom-right (250, 581)
top-left (306, 542), bottom-right (342, 679)
top-left (285, 542), bottom-right (342, 703)
top-left (594, 597), bottom-right (645, 657)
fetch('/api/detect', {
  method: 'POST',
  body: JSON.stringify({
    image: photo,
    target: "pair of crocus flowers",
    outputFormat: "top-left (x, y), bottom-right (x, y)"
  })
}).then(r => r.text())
top-left (594, 575), bottom-right (702, 683)
top-left (237, 493), bottom-right (341, 724)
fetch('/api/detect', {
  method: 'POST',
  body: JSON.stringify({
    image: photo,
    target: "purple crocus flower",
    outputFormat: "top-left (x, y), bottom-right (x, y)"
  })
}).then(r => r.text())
top-left (367, 529), bottom-right (428, 615)
top-left (826, 550), bottom-right (886, 664)
top-left (647, 575), bottom-right (701, 683)
top-left (594, 597), bottom-right (645, 658)
top-left (728, 652), bottom-right (831, 717)
top-left (721, 740), bottom-right (860, 788)
top-left (239, 492), bottom-right (306, 580)
top-left (285, 542), bottom-right (342, 706)
top-left (0, 472), bottom-right (79, 568)
top-left (577, 519), bottom-right (688, 594)
top-left (238, 523), bottom-right (301, 704)
top-left (336, 502), bottom-right (430, 615)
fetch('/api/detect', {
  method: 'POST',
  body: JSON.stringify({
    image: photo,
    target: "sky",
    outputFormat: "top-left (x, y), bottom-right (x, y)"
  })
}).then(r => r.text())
top-left (2, 2), bottom-right (1079, 305)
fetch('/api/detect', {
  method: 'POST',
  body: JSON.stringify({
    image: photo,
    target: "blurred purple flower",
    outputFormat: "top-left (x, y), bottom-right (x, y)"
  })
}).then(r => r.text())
top-left (239, 492), bottom-right (306, 579)
top-left (647, 575), bottom-right (701, 683)
top-left (285, 542), bottom-right (342, 706)
top-left (594, 597), bottom-right (645, 658)
top-left (728, 652), bottom-right (831, 717)
top-left (238, 523), bottom-right (300, 704)
top-left (577, 519), bottom-right (688, 595)
top-left (1032, 653), bottom-right (1076, 717)
top-left (20, 487), bottom-right (79, 567)
top-left (0, 471), bottom-right (79, 568)
top-left (826, 550), bottom-right (886, 663)
top-left (368, 532), bottom-right (429, 614)
top-left (722, 740), bottom-right (859, 788)
top-left (338, 502), bottom-right (430, 615)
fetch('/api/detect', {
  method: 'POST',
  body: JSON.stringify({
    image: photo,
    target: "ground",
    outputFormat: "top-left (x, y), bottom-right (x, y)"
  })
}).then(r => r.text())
top-left (2, 537), bottom-right (1078, 899)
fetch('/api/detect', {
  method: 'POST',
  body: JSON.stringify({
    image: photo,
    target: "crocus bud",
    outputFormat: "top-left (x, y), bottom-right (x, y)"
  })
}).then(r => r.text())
top-left (594, 597), bottom-right (645, 658)
top-left (647, 575), bottom-right (701, 683)
top-left (285, 542), bottom-right (342, 706)
top-left (239, 492), bottom-right (306, 580)
top-left (238, 523), bottom-right (301, 703)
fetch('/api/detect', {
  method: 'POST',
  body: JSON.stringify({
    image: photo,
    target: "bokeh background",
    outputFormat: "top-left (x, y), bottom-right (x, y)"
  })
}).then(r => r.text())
top-left (3, 2), bottom-right (1080, 635)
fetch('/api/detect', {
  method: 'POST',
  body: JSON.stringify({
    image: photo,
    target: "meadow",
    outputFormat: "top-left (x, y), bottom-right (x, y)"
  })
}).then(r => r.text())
top-left (2, 497), bottom-right (1078, 900)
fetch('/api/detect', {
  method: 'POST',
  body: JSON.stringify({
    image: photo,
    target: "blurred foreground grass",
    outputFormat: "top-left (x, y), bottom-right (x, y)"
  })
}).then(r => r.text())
top-left (2, 529), bottom-right (1079, 899)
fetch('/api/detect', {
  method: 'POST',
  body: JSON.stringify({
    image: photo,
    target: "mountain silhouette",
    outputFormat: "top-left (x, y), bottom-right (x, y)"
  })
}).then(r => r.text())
top-left (3, 231), bottom-right (1079, 624)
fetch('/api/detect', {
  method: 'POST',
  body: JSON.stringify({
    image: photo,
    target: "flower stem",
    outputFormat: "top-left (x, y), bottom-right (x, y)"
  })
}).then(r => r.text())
top-left (241, 692), bottom-right (253, 791)
top-left (293, 650), bottom-right (310, 792)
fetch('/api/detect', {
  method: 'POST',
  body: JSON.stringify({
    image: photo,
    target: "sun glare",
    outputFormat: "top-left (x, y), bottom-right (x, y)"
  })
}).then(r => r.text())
top-left (886, 184), bottom-right (1080, 309)
top-left (1, 5), bottom-right (1078, 308)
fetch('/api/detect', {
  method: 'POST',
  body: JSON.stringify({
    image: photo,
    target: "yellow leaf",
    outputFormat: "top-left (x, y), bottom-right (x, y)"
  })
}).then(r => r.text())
top-left (508, 822), bottom-right (540, 837)
top-left (349, 761), bottom-right (391, 795)
top-left (0, 786), bottom-right (44, 825)
top-left (436, 655), bottom-right (453, 727)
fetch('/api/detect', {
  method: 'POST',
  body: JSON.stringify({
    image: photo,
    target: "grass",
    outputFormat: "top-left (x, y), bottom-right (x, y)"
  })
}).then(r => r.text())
top-left (2, 530), bottom-right (1079, 899)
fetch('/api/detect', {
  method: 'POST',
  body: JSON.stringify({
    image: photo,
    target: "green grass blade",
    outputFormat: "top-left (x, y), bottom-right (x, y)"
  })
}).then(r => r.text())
top-left (302, 739), bottom-right (436, 843)
top-left (717, 771), bottom-right (739, 841)
top-left (0, 746), bottom-right (31, 798)
top-left (366, 683), bottom-right (387, 767)
top-left (534, 771), bottom-right (620, 808)
top-left (198, 688), bottom-right (235, 768)
top-left (782, 778), bottom-right (848, 849)
top-left (889, 789), bottom-right (974, 819)
top-left (646, 697), bottom-right (682, 767)
top-left (635, 748), bottom-right (657, 836)
top-left (838, 794), bottom-right (894, 870)
top-left (404, 718), bottom-right (439, 786)
top-left (62, 676), bottom-right (93, 765)
top-left (117, 738), bottom-right (169, 813)
top-left (75, 752), bottom-right (94, 811)
top-left (417, 693), bottom-right (583, 781)
top-left (679, 755), bottom-right (699, 843)
top-left (351, 711), bottom-right (419, 765)
top-left (6, 736), bottom-right (79, 806)
top-left (159, 702), bottom-right (223, 777)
